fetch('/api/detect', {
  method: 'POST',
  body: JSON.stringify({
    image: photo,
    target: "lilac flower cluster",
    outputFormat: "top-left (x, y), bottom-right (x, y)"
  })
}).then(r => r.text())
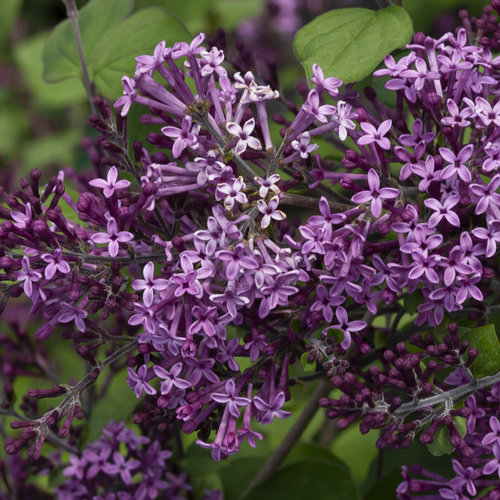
top-left (3, 4), bottom-right (500, 500)
top-left (56, 420), bottom-right (215, 500)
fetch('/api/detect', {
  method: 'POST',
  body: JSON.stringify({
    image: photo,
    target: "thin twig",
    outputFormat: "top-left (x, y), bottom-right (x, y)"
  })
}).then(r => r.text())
top-left (0, 408), bottom-right (79, 455)
top-left (61, 0), bottom-right (96, 114)
top-left (280, 192), bottom-right (352, 212)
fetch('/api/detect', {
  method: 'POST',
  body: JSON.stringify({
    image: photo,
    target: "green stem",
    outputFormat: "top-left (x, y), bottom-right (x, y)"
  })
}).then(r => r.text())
top-left (61, 0), bottom-right (96, 114)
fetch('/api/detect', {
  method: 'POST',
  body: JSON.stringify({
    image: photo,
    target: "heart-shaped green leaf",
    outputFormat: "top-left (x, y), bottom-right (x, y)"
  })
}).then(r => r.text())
top-left (294, 6), bottom-right (413, 84)
top-left (42, 0), bottom-right (134, 83)
top-left (90, 7), bottom-right (190, 98)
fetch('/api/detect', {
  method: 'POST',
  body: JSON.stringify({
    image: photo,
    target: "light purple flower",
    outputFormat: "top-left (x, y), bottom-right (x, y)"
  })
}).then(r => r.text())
top-left (127, 364), bottom-right (157, 398)
top-left (90, 217), bottom-right (134, 257)
top-left (58, 302), bottom-right (88, 332)
top-left (302, 89), bottom-right (335, 123)
top-left (215, 176), bottom-right (248, 209)
top-left (257, 196), bottom-right (286, 229)
top-left (333, 101), bottom-right (356, 141)
top-left (253, 391), bottom-right (291, 425)
top-left (439, 144), bottom-right (474, 182)
top-left (153, 362), bottom-right (191, 395)
top-left (483, 443), bottom-right (500, 477)
top-left (357, 120), bottom-right (392, 150)
top-left (482, 416), bottom-right (500, 447)
top-left (161, 116), bottom-right (201, 158)
top-left (211, 379), bottom-right (251, 418)
top-left (135, 40), bottom-right (166, 75)
top-left (311, 63), bottom-right (342, 98)
top-left (17, 256), bottom-right (42, 297)
top-left (132, 261), bottom-right (169, 307)
top-left (103, 451), bottom-right (140, 485)
top-left (424, 195), bottom-right (460, 228)
top-left (324, 306), bottom-right (366, 349)
top-left (291, 132), bottom-right (319, 159)
top-left (255, 174), bottom-right (280, 198)
top-left (114, 76), bottom-right (136, 117)
top-left (470, 174), bottom-right (500, 215)
top-left (200, 47), bottom-right (227, 78)
top-left (11, 202), bottom-right (32, 229)
top-left (89, 166), bottom-right (131, 198)
top-left (226, 118), bottom-right (262, 155)
top-left (351, 168), bottom-right (399, 218)
top-left (41, 248), bottom-right (71, 280)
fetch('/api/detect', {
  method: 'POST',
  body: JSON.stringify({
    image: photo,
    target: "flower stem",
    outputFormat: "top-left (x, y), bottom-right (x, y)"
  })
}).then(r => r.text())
top-left (61, 0), bottom-right (96, 115)
top-left (281, 192), bottom-right (352, 212)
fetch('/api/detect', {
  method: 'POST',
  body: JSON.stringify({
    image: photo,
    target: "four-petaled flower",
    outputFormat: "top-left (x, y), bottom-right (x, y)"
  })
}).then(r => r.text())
top-left (211, 379), bottom-right (251, 418)
top-left (132, 261), bottom-right (169, 307)
top-left (103, 451), bottom-right (140, 485)
top-left (17, 256), bottom-right (42, 297)
top-left (127, 364), bottom-right (157, 398)
top-left (41, 248), bottom-right (71, 280)
top-left (90, 217), bottom-right (134, 257)
top-left (324, 306), bottom-right (366, 350)
top-left (253, 392), bottom-right (291, 425)
top-left (357, 120), bottom-right (392, 150)
top-left (257, 196), bottom-right (286, 229)
top-left (302, 89), bottom-right (336, 123)
top-left (162, 115), bottom-right (201, 158)
top-left (89, 166), bottom-right (131, 198)
top-left (291, 132), bottom-right (319, 159)
top-left (58, 302), bottom-right (88, 332)
top-left (351, 168), bottom-right (399, 218)
top-left (424, 195), bottom-right (460, 228)
top-left (226, 118), bottom-right (262, 155)
top-left (153, 362), bottom-right (191, 395)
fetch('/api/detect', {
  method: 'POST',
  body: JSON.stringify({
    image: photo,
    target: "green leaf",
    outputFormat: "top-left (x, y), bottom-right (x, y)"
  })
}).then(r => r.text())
top-left (14, 32), bottom-right (86, 108)
top-left (426, 425), bottom-right (451, 456)
top-left (244, 459), bottom-right (358, 500)
top-left (283, 442), bottom-right (350, 470)
top-left (404, 289), bottom-right (423, 315)
top-left (461, 324), bottom-right (500, 378)
top-left (42, 0), bottom-right (134, 83)
top-left (90, 7), bottom-right (190, 98)
top-left (219, 457), bottom-right (267, 500)
top-left (60, 187), bottom-right (83, 226)
top-left (426, 417), bottom-right (467, 457)
top-left (293, 6), bottom-right (413, 84)
top-left (87, 368), bottom-right (138, 441)
top-left (300, 352), bottom-right (316, 372)
top-left (330, 424), bottom-right (378, 483)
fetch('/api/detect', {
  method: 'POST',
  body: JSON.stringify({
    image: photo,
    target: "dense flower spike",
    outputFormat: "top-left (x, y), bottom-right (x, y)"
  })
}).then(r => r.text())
top-left (4, 3), bottom-right (500, 499)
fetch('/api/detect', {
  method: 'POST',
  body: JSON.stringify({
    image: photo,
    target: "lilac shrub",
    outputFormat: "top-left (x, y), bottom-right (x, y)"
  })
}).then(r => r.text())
top-left (3, 1), bottom-right (500, 498)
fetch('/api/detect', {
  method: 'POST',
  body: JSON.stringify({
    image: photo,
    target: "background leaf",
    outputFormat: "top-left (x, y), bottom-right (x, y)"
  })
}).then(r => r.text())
top-left (426, 417), bottom-right (467, 457)
top-left (14, 32), bottom-right (86, 108)
top-left (90, 7), bottom-right (191, 98)
top-left (42, 0), bottom-right (134, 83)
top-left (461, 324), bottom-right (500, 378)
top-left (244, 458), bottom-right (358, 500)
top-left (293, 6), bottom-right (413, 84)
top-left (87, 368), bottom-right (138, 441)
